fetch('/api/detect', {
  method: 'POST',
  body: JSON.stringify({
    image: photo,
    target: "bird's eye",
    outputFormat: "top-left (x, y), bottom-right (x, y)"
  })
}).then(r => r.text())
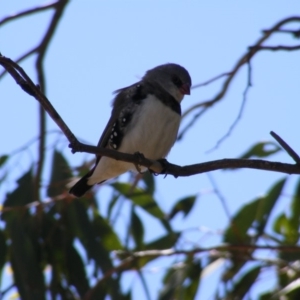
top-left (172, 76), bottom-right (182, 87)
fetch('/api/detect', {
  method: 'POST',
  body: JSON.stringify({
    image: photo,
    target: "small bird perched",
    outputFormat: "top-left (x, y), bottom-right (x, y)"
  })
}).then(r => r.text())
top-left (69, 63), bottom-right (191, 197)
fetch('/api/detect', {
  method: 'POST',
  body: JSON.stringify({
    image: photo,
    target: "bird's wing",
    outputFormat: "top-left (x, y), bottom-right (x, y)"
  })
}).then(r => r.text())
top-left (94, 81), bottom-right (147, 164)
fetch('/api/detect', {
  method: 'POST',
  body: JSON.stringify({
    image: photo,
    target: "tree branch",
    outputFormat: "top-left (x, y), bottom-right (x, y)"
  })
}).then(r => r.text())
top-left (1, 53), bottom-right (300, 180)
top-left (83, 244), bottom-right (300, 299)
top-left (178, 16), bottom-right (300, 144)
top-left (0, 0), bottom-right (61, 27)
top-left (33, 0), bottom-right (69, 200)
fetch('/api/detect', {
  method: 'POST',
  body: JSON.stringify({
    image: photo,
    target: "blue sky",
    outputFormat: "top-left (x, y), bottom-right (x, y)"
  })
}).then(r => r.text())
top-left (1, 1), bottom-right (300, 299)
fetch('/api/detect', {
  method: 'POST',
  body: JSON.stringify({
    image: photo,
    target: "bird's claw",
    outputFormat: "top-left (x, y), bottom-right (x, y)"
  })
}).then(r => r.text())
top-left (133, 152), bottom-right (145, 173)
top-left (149, 158), bottom-right (169, 177)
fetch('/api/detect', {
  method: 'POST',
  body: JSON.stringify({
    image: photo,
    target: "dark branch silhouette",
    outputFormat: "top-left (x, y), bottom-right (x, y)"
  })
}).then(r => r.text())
top-left (1, 54), bottom-right (300, 179)
top-left (178, 16), bottom-right (300, 147)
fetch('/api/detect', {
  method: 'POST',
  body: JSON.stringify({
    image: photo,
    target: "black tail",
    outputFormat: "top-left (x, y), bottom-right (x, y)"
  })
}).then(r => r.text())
top-left (69, 173), bottom-right (93, 197)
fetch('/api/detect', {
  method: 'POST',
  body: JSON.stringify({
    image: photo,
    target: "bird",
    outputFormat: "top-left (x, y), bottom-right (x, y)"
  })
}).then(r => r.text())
top-left (69, 63), bottom-right (191, 197)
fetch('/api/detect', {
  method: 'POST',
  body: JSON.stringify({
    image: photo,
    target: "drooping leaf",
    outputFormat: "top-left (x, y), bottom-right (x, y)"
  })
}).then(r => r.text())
top-left (159, 265), bottom-right (185, 300)
top-left (254, 177), bottom-right (287, 235)
top-left (239, 141), bottom-right (281, 159)
top-left (227, 266), bottom-right (261, 299)
top-left (289, 177), bottom-right (300, 236)
top-left (107, 193), bottom-right (121, 220)
top-left (65, 198), bottom-right (121, 274)
top-left (130, 208), bottom-right (144, 248)
top-left (0, 155), bottom-right (8, 168)
top-left (47, 150), bottom-right (72, 197)
top-left (168, 195), bottom-right (197, 220)
top-left (0, 230), bottom-right (7, 282)
top-left (141, 171), bottom-right (155, 195)
top-left (10, 219), bottom-right (46, 300)
top-left (111, 182), bottom-right (164, 218)
top-left (2, 169), bottom-right (33, 223)
top-left (224, 199), bottom-right (259, 244)
top-left (183, 258), bottom-right (202, 299)
top-left (272, 177), bottom-right (300, 248)
top-left (93, 212), bottom-right (123, 251)
top-left (259, 292), bottom-right (275, 300)
top-left (159, 258), bottom-right (201, 300)
top-left (224, 177), bottom-right (286, 244)
top-left (144, 232), bottom-right (179, 251)
top-left (273, 213), bottom-right (300, 261)
top-left (111, 182), bottom-right (172, 232)
top-left (65, 243), bottom-right (89, 297)
top-left (273, 213), bottom-right (289, 236)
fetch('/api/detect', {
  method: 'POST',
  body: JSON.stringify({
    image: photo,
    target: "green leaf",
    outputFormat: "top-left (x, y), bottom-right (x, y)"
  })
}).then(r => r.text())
top-left (47, 150), bottom-right (72, 197)
top-left (272, 177), bottom-right (300, 247)
top-left (228, 266), bottom-right (261, 299)
top-left (159, 258), bottom-right (201, 300)
top-left (168, 195), bottom-right (197, 220)
top-left (0, 155), bottom-right (8, 168)
top-left (259, 292), bottom-right (275, 300)
top-left (10, 219), bottom-right (46, 300)
top-left (224, 177), bottom-right (286, 244)
top-left (273, 213), bottom-right (300, 261)
top-left (183, 258), bottom-right (202, 299)
top-left (239, 141), bottom-right (281, 159)
top-left (289, 177), bottom-right (300, 233)
top-left (65, 243), bottom-right (89, 297)
top-left (65, 199), bottom-right (121, 273)
top-left (224, 199), bottom-right (259, 244)
top-left (159, 266), bottom-right (185, 300)
top-left (131, 208), bottom-right (144, 248)
top-left (255, 177), bottom-right (287, 235)
top-left (107, 193), bottom-right (121, 220)
top-left (273, 213), bottom-right (289, 235)
top-left (111, 182), bottom-right (164, 218)
top-left (0, 230), bottom-right (7, 283)
top-left (111, 182), bottom-right (172, 232)
top-left (144, 232), bottom-right (179, 251)
top-left (2, 169), bottom-right (33, 222)
top-left (92, 212), bottom-right (123, 251)
top-left (141, 171), bottom-right (155, 195)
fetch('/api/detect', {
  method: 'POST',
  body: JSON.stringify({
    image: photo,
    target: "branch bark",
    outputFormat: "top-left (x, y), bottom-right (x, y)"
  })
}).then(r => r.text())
top-left (1, 53), bottom-right (300, 180)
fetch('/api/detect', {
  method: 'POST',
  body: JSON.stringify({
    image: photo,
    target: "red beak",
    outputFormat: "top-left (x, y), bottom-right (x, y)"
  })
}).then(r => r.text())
top-left (179, 83), bottom-right (191, 95)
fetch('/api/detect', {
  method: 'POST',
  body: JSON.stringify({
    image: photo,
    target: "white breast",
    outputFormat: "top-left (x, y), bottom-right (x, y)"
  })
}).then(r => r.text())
top-left (88, 95), bottom-right (180, 184)
top-left (120, 94), bottom-right (181, 160)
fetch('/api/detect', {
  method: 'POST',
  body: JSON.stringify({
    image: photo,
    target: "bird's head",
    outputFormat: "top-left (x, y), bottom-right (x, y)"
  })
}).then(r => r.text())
top-left (143, 63), bottom-right (192, 102)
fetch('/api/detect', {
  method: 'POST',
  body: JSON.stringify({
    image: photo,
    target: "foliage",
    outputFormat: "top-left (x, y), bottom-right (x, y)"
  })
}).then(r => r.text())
top-left (0, 145), bottom-right (299, 299)
top-left (1, 3), bottom-right (300, 299)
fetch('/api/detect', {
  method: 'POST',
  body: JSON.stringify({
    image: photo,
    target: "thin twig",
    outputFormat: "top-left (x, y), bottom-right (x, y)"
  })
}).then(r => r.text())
top-left (1, 193), bottom-right (67, 213)
top-left (179, 16), bottom-right (300, 142)
top-left (0, 1), bottom-right (60, 27)
top-left (270, 131), bottom-right (300, 164)
top-left (115, 244), bottom-right (300, 258)
top-left (207, 173), bottom-right (231, 220)
top-left (83, 244), bottom-right (300, 297)
top-left (249, 45), bottom-right (300, 51)
top-left (0, 46), bottom-right (38, 79)
top-left (207, 59), bottom-right (252, 152)
top-left (262, 29), bottom-right (300, 38)
top-left (192, 72), bottom-right (232, 89)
